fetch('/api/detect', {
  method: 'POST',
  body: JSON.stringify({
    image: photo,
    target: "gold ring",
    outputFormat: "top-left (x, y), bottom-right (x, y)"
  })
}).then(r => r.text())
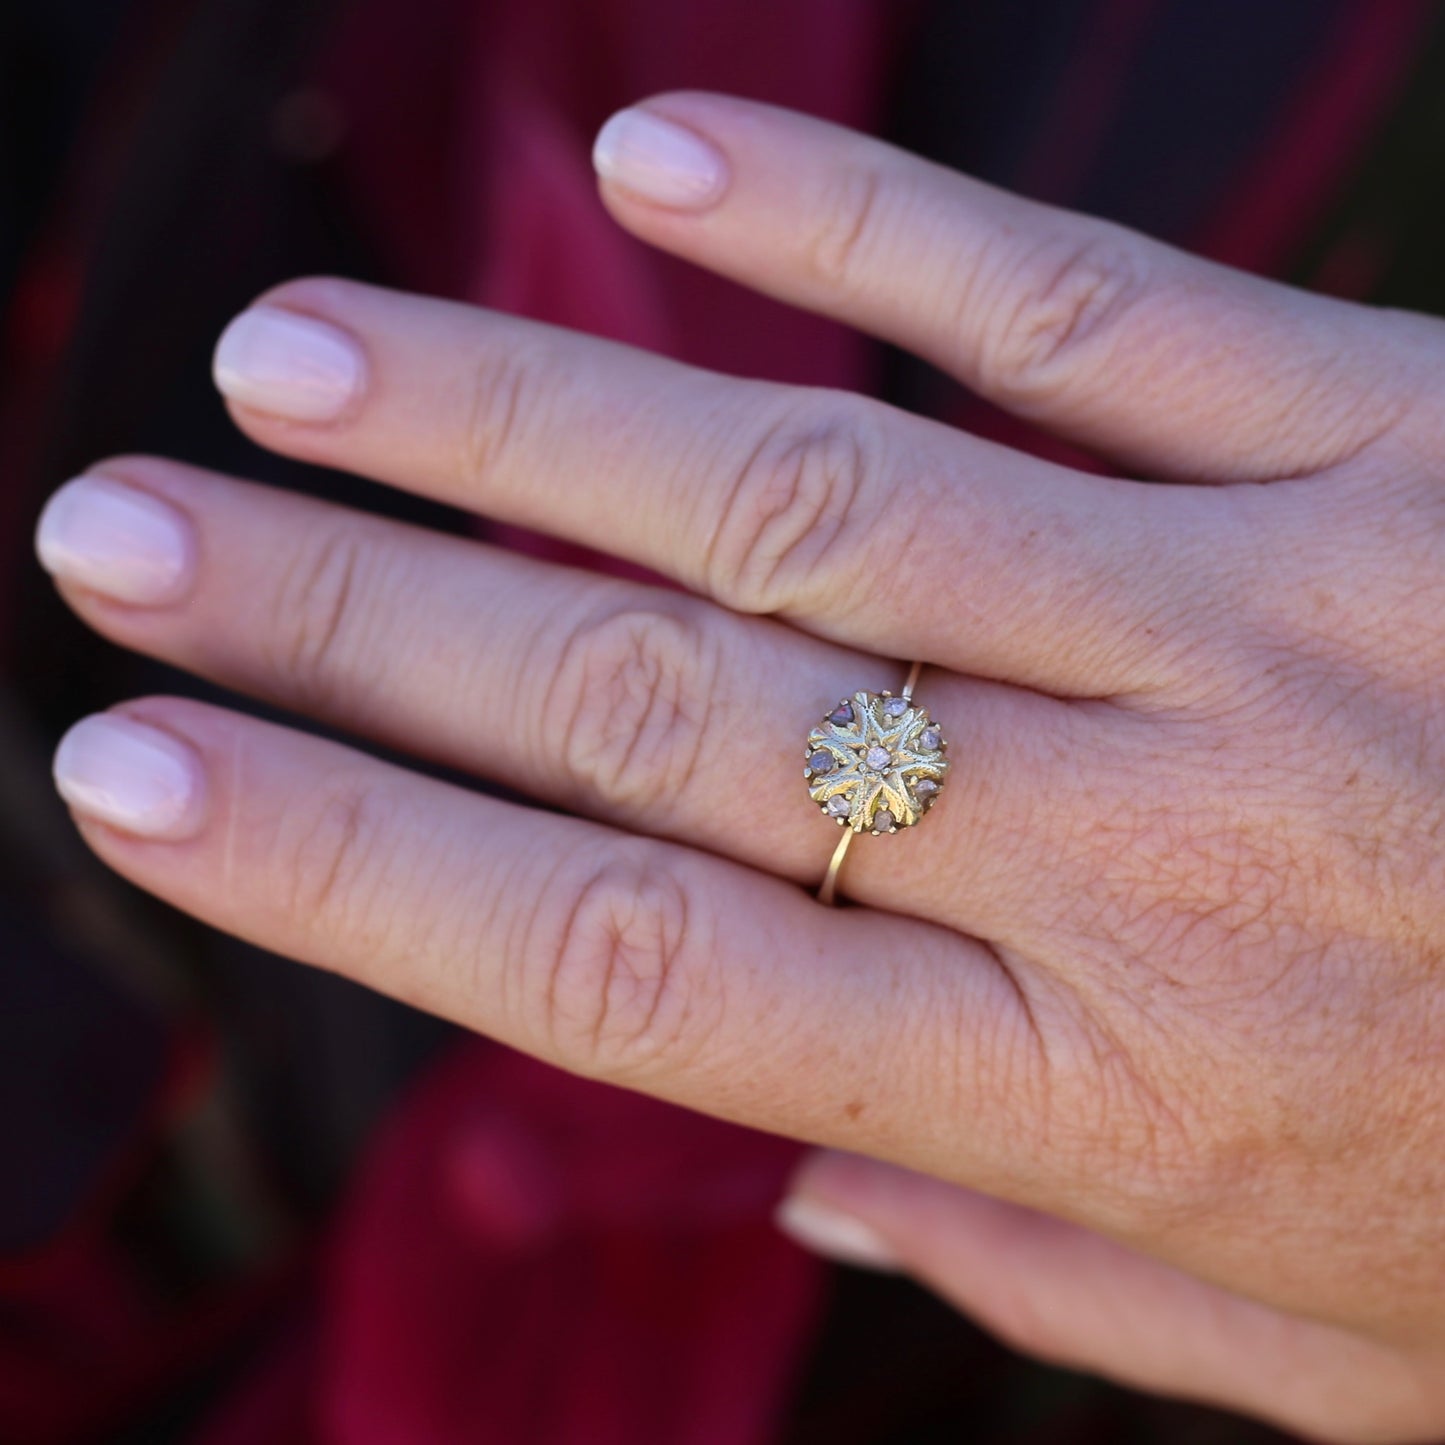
top-left (806, 660), bottom-right (949, 905)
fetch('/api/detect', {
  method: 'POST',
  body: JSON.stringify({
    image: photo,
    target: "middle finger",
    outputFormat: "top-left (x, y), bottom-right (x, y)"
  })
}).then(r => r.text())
top-left (212, 277), bottom-right (1234, 699)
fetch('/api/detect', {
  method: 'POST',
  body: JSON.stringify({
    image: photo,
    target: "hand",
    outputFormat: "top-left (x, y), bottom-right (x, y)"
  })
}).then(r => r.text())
top-left (36, 94), bottom-right (1445, 1439)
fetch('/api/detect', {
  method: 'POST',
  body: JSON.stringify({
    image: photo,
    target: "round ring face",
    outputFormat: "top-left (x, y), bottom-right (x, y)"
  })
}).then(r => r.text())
top-left (805, 691), bottom-right (949, 834)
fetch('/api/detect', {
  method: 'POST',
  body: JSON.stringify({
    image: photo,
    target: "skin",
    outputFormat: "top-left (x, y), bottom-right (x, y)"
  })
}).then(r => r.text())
top-left (39, 94), bottom-right (1445, 1437)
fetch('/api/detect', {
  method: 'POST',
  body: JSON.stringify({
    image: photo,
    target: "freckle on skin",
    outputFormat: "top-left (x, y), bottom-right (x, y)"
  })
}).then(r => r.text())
top-left (844, 1100), bottom-right (865, 1120)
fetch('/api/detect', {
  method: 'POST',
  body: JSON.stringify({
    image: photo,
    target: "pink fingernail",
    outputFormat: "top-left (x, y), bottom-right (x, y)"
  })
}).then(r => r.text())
top-left (592, 108), bottom-right (728, 209)
top-left (213, 305), bottom-right (363, 422)
top-left (53, 714), bottom-right (205, 840)
top-left (36, 475), bottom-right (195, 605)
top-left (775, 1195), bottom-right (899, 1272)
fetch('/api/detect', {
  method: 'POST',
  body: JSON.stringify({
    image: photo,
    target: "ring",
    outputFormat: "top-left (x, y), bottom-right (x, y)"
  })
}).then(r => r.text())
top-left (806, 660), bottom-right (949, 905)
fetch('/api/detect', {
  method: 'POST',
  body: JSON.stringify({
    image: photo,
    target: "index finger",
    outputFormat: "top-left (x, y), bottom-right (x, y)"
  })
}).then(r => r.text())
top-left (593, 93), bottom-right (1438, 482)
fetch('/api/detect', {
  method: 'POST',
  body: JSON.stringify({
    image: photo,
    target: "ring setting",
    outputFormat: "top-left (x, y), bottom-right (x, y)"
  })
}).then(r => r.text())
top-left (808, 662), bottom-right (947, 903)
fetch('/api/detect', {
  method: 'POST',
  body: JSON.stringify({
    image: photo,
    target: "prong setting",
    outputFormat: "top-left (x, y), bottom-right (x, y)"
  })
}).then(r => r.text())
top-left (805, 688), bottom-right (949, 835)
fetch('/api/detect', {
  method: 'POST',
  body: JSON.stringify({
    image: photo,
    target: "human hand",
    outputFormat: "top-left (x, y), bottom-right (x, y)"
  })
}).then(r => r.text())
top-left (36, 94), bottom-right (1445, 1438)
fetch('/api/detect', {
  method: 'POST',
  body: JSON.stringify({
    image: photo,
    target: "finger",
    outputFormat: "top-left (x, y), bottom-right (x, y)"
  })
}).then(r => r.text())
top-left (594, 94), bottom-right (1437, 483)
top-left (779, 1153), bottom-right (1443, 1442)
top-left (209, 277), bottom-right (1237, 697)
top-left (51, 698), bottom-right (1048, 1202)
top-left (39, 459), bottom-right (1099, 934)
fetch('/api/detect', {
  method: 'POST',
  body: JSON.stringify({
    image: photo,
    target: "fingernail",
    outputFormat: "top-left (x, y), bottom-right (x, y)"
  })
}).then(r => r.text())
top-left (775, 1195), bottom-right (899, 1272)
top-left (213, 305), bottom-right (363, 421)
top-left (36, 475), bottom-right (194, 605)
top-left (53, 714), bottom-right (205, 840)
top-left (592, 107), bottom-right (728, 209)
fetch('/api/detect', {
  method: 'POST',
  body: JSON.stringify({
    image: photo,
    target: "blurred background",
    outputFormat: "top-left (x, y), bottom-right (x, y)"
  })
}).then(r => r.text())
top-left (4, 0), bottom-right (1444, 1440)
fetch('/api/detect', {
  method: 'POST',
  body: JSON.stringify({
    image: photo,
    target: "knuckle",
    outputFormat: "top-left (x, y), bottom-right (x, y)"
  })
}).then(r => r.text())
top-left (975, 229), bottom-right (1146, 404)
top-left (802, 159), bottom-right (887, 291)
top-left (547, 603), bottom-right (720, 819)
top-left (707, 397), bottom-right (875, 614)
top-left (277, 771), bottom-right (394, 936)
top-left (266, 524), bottom-right (370, 710)
top-left (540, 847), bottom-right (714, 1079)
top-left (458, 341), bottom-right (548, 491)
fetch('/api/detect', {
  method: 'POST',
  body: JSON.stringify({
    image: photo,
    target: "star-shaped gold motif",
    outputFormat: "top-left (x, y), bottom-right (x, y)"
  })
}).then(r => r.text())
top-left (804, 691), bottom-right (948, 834)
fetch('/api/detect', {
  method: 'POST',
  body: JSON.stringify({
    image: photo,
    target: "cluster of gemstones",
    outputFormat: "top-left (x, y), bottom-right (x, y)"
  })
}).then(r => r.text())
top-left (804, 690), bottom-right (949, 834)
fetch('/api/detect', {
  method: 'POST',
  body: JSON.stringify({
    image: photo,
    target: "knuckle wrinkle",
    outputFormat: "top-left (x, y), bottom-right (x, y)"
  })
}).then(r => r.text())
top-left (461, 344), bottom-right (542, 493)
top-left (708, 401), bottom-right (872, 614)
top-left (270, 526), bottom-right (367, 709)
top-left (548, 605), bottom-right (717, 818)
top-left (979, 231), bottom-right (1144, 403)
top-left (543, 851), bottom-right (706, 1078)
top-left (281, 777), bottom-right (383, 929)
top-left (805, 161), bottom-right (887, 290)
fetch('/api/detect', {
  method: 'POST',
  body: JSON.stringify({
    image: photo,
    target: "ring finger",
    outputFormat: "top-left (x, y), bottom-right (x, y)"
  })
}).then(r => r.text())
top-left (38, 456), bottom-right (1103, 929)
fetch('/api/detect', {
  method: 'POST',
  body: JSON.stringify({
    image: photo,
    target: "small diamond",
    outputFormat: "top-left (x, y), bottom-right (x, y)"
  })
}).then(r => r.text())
top-left (883, 696), bottom-right (907, 717)
top-left (865, 746), bottom-right (891, 771)
top-left (826, 795), bottom-right (851, 816)
top-left (874, 810), bottom-right (895, 832)
top-left (915, 778), bottom-right (939, 796)
top-left (919, 727), bottom-right (942, 752)
top-left (829, 703), bottom-right (853, 726)
top-left (808, 749), bottom-right (834, 773)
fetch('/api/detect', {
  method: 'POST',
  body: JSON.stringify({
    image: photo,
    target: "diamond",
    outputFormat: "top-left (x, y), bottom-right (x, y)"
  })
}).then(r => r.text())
top-left (808, 750), bottom-right (833, 774)
top-left (915, 778), bottom-right (939, 796)
top-left (865, 746), bottom-right (891, 771)
top-left (919, 727), bottom-right (942, 752)
top-left (829, 703), bottom-right (853, 726)
top-left (874, 810), bottom-right (895, 832)
top-left (826, 795), bottom-right (851, 816)
top-left (883, 696), bottom-right (907, 717)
